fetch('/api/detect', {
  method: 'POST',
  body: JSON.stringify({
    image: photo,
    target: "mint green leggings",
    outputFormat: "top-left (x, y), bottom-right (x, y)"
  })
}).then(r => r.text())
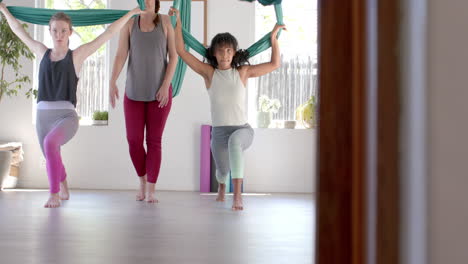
top-left (210, 124), bottom-right (254, 184)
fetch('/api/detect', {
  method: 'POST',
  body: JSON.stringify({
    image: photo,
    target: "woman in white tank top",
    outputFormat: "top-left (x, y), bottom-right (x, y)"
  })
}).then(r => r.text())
top-left (170, 7), bottom-right (285, 211)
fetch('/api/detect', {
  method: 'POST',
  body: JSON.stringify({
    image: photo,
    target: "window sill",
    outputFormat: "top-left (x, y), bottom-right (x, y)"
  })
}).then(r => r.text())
top-left (253, 127), bottom-right (316, 130)
top-left (252, 119), bottom-right (316, 130)
top-left (79, 119), bottom-right (108, 126)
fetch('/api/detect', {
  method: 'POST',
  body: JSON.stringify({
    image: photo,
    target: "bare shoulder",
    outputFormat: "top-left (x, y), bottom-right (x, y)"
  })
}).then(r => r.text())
top-left (127, 17), bottom-right (136, 25)
top-left (160, 14), bottom-right (171, 27)
top-left (127, 17), bottom-right (135, 31)
top-left (238, 65), bottom-right (249, 72)
top-left (160, 14), bottom-right (170, 22)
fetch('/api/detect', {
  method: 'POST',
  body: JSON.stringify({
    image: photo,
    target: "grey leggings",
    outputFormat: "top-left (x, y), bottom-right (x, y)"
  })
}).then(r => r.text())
top-left (211, 124), bottom-right (254, 184)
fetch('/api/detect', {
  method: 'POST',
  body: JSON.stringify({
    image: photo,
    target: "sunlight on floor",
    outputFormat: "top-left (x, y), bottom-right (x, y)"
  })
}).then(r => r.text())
top-left (200, 193), bottom-right (271, 196)
top-left (1, 189), bottom-right (48, 192)
top-left (1, 189), bottom-right (272, 196)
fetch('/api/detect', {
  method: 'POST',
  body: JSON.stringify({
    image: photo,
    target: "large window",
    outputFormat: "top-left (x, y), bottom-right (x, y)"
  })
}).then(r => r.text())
top-left (36, 0), bottom-right (109, 125)
top-left (249, 0), bottom-right (318, 129)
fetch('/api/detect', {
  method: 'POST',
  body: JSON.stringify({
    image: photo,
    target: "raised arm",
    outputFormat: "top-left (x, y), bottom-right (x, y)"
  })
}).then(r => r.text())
top-left (169, 7), bottom-right (213, 84)
top-left (241, 24), bottom-right (286, 79)
top-left (0, 3), bottom-right (47, 58)
top-left (109, 19), bottom-right (132, 108)
top-left (74, 7), bottom-right (142, 73)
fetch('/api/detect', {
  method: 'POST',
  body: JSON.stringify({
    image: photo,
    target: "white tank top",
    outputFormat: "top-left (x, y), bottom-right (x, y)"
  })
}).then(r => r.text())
top-left (208, 68), bottom-right (247, 126)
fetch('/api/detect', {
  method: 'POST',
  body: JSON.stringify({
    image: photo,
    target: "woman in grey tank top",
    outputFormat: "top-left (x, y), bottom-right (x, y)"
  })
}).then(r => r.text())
top-left (110, 0), bottom-right (177, 203)
top-left (0, 3), bottom-right (142, 208)
top-left (170, 7), bottom-right (286, 211)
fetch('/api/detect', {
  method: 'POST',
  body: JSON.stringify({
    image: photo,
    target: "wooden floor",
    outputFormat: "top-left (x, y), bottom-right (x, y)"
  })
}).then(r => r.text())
top-left (0, 190), bottom-right (315, 264)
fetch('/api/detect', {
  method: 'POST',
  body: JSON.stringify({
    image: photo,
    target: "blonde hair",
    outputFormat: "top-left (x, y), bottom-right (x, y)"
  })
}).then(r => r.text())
top-left (49, 12), bottom-right (73, 30)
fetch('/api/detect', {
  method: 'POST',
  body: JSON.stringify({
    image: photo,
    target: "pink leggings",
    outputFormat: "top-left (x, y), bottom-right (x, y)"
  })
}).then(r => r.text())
top-left (36, 109), bottom-right (79, 194)
top-left (124, 92), bottom-right (172, 184)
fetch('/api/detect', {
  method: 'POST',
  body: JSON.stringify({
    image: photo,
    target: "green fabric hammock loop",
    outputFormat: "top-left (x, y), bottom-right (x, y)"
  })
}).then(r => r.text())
top-left (0, 0), bottom-right (283, 97)
top-left (0, 0), bottom-right (145, 26)
top-left (173, 0), bottom-right (284, 59)
top-left (240, 0), bottom-right (282, 6)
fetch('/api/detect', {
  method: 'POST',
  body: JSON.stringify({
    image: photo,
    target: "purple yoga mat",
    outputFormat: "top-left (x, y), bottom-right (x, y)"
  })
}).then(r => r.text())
top-left (200, 125), bottom-right (212, 192)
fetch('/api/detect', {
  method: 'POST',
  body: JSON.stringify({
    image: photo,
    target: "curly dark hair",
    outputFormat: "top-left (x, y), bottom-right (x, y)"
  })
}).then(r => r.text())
top-left (205, 33), bottom-right (250, 69)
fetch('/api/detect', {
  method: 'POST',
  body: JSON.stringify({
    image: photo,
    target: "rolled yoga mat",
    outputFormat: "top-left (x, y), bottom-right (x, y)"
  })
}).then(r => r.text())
top-left (210, 151), bottom-right (217, 193)
top-left (200, 125), bottom-right (211, 193)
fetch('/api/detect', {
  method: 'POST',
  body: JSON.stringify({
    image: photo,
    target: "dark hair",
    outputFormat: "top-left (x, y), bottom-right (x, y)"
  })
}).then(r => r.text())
top-left (205, 33), bottom-right (250, 69)
top-left (153, 0), bottom-right (161, 26)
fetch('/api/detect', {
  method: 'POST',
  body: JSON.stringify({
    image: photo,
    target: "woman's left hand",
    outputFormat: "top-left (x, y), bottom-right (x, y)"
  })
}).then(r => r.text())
top-left (168, 7), bottom-right (180, 19)
top-left (131, 7), bottom-right (143, 16)
top-left (156, 85), bottom-right (170, 108)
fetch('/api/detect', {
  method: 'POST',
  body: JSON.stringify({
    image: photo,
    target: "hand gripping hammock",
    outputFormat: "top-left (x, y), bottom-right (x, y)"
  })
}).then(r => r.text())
top-left (0, 0), bottom-right (283, 97)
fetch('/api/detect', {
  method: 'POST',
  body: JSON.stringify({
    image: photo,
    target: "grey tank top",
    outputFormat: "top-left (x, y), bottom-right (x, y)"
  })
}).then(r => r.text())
top-left (37, 49), bottom-right (79, 107)
top-left (125, 15), bottom-right (168, 101)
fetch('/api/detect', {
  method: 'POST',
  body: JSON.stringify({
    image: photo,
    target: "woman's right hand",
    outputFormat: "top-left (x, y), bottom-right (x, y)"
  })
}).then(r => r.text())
top-left (109, 83), bottom-right (119, 109)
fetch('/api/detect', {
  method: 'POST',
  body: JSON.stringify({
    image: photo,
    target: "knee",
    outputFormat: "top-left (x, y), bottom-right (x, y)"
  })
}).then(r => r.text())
top-left (229, 131), bottom-right (253, 150)
top-left (228, 136), bottom-right (242, 148)
top-left (146, 136), bottom-right (162, 147)
top-left (43, 135), bottom-right (60, 156)
top-left (127, 135), bottom-right (144, 147)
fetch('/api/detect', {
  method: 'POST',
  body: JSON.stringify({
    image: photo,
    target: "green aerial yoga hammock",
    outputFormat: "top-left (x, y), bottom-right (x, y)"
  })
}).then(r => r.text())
top-left (241, 0), bottom-right (282, 5)
top-left (0, 0), bottom-right (283, 96)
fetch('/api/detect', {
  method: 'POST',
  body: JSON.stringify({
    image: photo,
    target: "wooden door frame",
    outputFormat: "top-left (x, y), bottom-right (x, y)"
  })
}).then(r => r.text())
top-left (316, 0), bottom-right (401, 263)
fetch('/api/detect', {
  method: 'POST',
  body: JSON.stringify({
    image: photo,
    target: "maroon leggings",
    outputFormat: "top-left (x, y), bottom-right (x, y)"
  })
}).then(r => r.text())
top-left (124, 91), bottom-right (172, 184)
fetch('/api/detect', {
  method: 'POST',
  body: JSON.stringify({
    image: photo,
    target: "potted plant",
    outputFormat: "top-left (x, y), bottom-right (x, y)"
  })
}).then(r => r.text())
top-left (295, 95), bottom-right (317, 128)
top-left (257, 95), bottom-right (281, 128)
top-left (0, 14), bottom-right (36, 102)
top-left (92, 110), bottom-right (108, 125)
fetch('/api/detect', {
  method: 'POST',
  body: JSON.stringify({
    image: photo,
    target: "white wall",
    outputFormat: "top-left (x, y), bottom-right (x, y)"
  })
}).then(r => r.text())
top-left (0, 0), bottom-right (315, 193)
top-left (427, 0), bottom-right (468, 263)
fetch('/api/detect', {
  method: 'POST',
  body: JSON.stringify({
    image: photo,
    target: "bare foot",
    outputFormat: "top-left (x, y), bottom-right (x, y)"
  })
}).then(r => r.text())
top-left (147, 183), bottom-right (158, 203)
top-left (232, 195), bottom-right (243, 211)
top-left (216, 184), bottom-right (226, 202)
top-left (60, 180), bottom-right (70, 200)
top-left (136, 176), bottom-right (146, 201)
top-left (147, 192), bottom-right (159, 203)
top-left (44, 193), bottom-right (61, 208)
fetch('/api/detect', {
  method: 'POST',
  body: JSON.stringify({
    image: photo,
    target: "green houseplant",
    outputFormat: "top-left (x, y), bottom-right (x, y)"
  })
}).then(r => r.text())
top-left (257, 95), bottom-right (281, 128)
top-left (295, 95), bottom-right (317, 128)
top-left (0, 14), bottom-right (35, 102)
top-left (92, 110), bottom-right (108, 125)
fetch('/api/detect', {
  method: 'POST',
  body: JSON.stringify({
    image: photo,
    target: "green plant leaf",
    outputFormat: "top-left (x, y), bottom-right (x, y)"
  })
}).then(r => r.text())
top-left (0, 13), bottom-right (34, 102)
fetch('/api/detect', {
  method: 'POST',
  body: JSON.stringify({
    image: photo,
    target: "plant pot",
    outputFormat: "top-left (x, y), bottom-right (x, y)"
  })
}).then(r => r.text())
top-left (257, 112), bottom-right (272, 128)
top-left (92, 120), bottom-right (108, 126)
top-left (284, 120), bottom-right (296, 129)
